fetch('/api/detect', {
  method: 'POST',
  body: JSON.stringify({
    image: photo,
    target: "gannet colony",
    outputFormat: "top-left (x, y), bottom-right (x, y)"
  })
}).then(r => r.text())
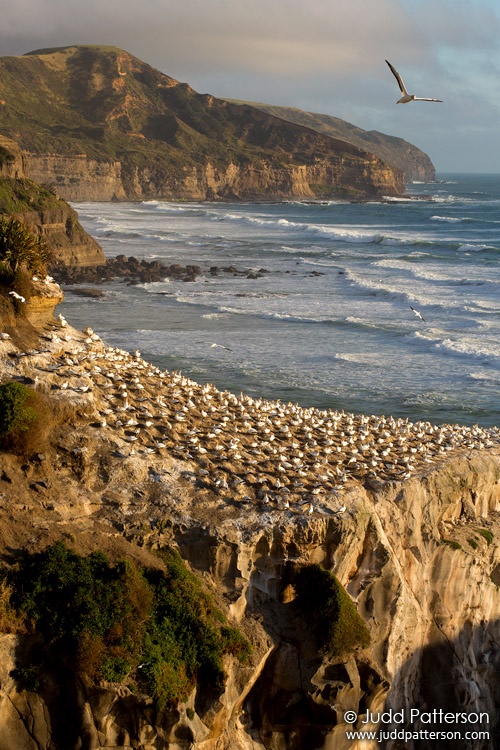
top-left (2, 317), bottom-right (498, 523)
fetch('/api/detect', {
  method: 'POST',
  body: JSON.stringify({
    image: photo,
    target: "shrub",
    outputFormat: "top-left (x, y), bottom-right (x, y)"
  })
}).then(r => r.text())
top-left (294, 564), bottom-right (370, 657)
top-left (99, 656), bottom-right (133, 683)
top-left (0, 381), bottom-right (37, 437)
top-left (0, 217), bottom-right (51, 284)
top-left (0, 579), bottom-right (25, 633)
top-left (141, 548), bottom-right (252, 707)
top-left (10, 666), bottom-right (41, 692)
top-left (0, 381), bottom-right (55, 455)
top-left (5, 543), bottom-right (252, 709)
top-left (442, 539), bottom-right (462, 550)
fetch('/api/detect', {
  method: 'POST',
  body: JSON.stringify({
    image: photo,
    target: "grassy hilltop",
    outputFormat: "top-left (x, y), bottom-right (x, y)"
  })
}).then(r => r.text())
top-left (0, 45), bottom-right (405, 200)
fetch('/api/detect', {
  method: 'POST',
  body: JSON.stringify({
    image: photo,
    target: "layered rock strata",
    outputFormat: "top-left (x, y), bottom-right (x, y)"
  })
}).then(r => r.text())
top-left (25, 151), bottom-right (403, 203)
top-left (0, 136), bottom-right (106, 268)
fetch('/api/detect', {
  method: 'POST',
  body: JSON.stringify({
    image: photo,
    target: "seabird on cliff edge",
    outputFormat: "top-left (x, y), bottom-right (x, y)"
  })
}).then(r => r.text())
top-left (386, 60), bottom-right (443, 104)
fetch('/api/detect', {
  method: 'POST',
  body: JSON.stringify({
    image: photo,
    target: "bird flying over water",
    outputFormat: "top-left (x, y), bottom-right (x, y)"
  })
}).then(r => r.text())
top-left (210, 343), bottom-right (233, 351)
top-left (386, 60), bottom-right (443, 104)
top-left (410, 306), bottom-right (425, 321)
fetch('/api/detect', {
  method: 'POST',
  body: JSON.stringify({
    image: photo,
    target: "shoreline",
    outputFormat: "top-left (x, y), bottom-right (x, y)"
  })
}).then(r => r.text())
top-left (2, 315), bottom-right (499, 515)
top-left (0, 310), bottom-right (498, 747)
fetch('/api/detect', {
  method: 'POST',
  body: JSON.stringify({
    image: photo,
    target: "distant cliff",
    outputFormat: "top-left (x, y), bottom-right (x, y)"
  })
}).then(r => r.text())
top-left (229, 102), bottom-right (436, 183)
top-left (0, 45), bottom-right (404, 201)
top-left (0, 135), bottom-right (105, 268)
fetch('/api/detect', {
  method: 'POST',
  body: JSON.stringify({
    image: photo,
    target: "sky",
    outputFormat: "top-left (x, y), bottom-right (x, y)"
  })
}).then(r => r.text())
top-left (2, 0), bottom-right (500, 173)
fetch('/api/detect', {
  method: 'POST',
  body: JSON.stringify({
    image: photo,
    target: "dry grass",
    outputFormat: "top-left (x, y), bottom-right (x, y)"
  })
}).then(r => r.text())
top-left (0, 580), bottom-right (26, 634)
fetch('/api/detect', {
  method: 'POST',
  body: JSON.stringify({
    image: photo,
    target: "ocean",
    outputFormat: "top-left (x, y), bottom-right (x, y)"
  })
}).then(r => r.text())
top-left (59, 173), bottom-right (500, 428)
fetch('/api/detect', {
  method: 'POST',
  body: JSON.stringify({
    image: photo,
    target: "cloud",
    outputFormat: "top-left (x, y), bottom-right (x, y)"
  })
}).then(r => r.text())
top-left (0, 1), bottom-right (416, 74)
top-left (1, 0), bottom-right (500, 170)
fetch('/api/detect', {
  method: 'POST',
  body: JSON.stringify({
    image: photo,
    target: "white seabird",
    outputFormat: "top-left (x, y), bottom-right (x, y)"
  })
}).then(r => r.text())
top-left (410, 306), bottom-right (425, 322)
top-left (386, 60), bottom-right (443, 104)
top-left (9, 291), bottom-right (26, 303)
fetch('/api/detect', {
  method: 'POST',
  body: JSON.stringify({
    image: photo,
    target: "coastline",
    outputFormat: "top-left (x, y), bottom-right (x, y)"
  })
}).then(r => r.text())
top-left (0, 309), bottom-right (499, 748)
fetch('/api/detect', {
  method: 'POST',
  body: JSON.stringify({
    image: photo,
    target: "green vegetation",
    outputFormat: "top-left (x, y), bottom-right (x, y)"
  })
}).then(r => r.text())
top-left (442, 539), bottom-right (462, 550)
top-left (0, 176), bottom-right (61, 215)
top-left (294, 564), bottom-right (370, 657)
top-left (0, 381), bottom-right (38, 438)
top-left (0, 216), bottom-right (51, 286)
top-left (0, 45), bottom-right (399, 199)
top-left (468, 537), bottom-right (479, 550)
top-left (475, 528), bottom-right (493, 546)
top-left (0, 381), bottom-right (55, 456)
top-left (4, 543), bottom-right (251, 709)
top-left (0, 383), bottom-right (75, 455)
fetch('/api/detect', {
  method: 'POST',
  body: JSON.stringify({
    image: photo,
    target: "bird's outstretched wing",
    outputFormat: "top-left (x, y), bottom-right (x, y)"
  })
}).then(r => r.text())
top-left (414, 97), bottom-right (443, 103)
top-left (386, 60), bottom-right (407, 95)
top-left (386, 59), bottom-right (443, 103)
top-left (410, 306), bottom-right (425, 321)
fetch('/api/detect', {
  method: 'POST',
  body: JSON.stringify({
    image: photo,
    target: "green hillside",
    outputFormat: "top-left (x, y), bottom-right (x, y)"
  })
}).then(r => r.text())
top-left (226, 101), bottom-right (436, 182)
top-left (0, 45), bottom-right (405, 200)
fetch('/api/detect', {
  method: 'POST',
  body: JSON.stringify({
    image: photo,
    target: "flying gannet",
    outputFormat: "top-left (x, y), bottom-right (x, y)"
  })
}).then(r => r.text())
top-left (410, 306), bottom-right (425, 321)
top-left (386, 60), bottom-right (443, 104)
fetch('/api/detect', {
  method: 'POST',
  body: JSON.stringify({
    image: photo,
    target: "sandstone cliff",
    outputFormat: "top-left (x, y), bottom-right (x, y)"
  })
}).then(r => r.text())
top-left (25, 150), bottom-right (401, 204)
top-left (0, 45), bottom-right (405, 201)
top-left (0, 136), bottom-right (105, 268)
top-left (231, 103), bottom-right (437, 183)
top-left (0, 311), bottom-right (498, 750)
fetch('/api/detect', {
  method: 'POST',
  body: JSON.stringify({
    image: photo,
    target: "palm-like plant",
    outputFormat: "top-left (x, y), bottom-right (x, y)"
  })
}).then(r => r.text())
top-left (0, 217), bottom-right (51, 282)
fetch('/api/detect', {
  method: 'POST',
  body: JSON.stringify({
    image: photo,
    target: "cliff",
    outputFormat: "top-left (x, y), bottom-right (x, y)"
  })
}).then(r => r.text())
top-left (0, 312), bottom-right (498, 750)
top-left (0, 45), bottom-right (405, 201)
top-left (230, 103), bottom-right (437, 183)
top-left (0, 136), bottom-right (105, 268)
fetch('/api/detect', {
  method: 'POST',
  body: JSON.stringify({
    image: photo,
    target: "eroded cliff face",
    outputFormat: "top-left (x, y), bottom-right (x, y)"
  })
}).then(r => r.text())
top-left (0, 137), bottom-right (106, 268)
top-left (26, 154), bottom-right (127, 203)
top-left (0, 321), bottom-right (498, 750)
top-left (0, 134), bottom-right (26, 179)
top-left (25, 151), bottom-right (403, 203)
top-left (0, 45), bottom-right (406, 204)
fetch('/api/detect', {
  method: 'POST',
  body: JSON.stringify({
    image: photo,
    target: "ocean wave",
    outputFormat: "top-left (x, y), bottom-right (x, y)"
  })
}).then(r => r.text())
top-left (469, 371), bottom-right (500, 383)
top-left (457, 243), bottom-right (500, 253)
top-left (430, 215), bottom-right (473, 223)
top-left (373, 258), bottom-right (500, 288)
top-left (142, 201), bottom-right (207, 217)
top-left (434, 337), bottom-right (500, 365)
top-left (333, 352), bottom-right (384, 365)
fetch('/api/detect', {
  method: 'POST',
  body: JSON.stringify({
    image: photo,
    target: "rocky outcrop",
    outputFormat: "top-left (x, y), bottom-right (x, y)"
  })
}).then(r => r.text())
top-left (15, 205), bottom-right (105, 268)
top-left (0, 140), bottom-right (105, 268)
top-left (0, 134), bottom-right (26, 179)
top-left (0, 322), bottom-right (498, 749)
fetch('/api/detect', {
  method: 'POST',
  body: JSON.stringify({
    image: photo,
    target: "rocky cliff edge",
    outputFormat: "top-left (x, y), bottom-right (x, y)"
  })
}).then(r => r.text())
top-left (0, 307), bottom-right (498, 750)
top-left (0, 134), bottom-right (105, 268)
